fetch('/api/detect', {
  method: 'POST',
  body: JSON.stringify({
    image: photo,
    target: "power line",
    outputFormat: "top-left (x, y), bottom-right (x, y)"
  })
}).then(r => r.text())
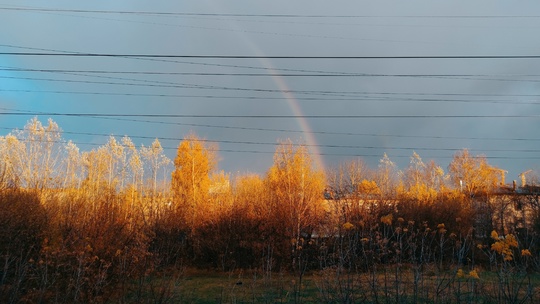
top-left (3, 89), bottom-right (539, 105)
top-left (1, 7), bottom-right (540, 18)
top-left (7, 67), bottom-right (540, 78)
top-left (3, 52), bottom-right (540, 59)
top-left (3, 126), bottom-right (540, 153)
top-left (5, 73), bottom-right (540, 100)
top-left (3, 88), bottom-right (540, 99)
top-left (4, 44), bottom-right (540, 84)
top-left (2, 111), bottom-right (539, 142)
top-left (7, 67), bottom-right (540, 88)
top-left (7, 136), bottom-right (540, 160)
top-left (1, 112), bottom-right (539, 119)
top-left (0, 44), bottom-right (364, 75)
top-left (7, 137), bottom-right (540, 161)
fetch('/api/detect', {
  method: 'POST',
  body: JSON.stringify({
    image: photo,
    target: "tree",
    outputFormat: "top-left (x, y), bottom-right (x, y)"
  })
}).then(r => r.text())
top-left (122, 136), bottom-right (143, 191)
top-left (2, 117), bottom-right (62, 190)
top-left (327, 159), bottom-right (371, 199)
top-left (81, 146), bottom-right (110, 200)
top-left (266, 140), bottom-right (325, 270)
top-left (171, 134), bottom-right (216, 228)
top-left (62, 140), bottom-right (82, 189)
top-left (141, 138), bottom-right (171, 202)
top-left (448, 149), bottom-right (499, 195)
top-left (233, 174), bottom-right (267, 220)
top-left (104, 136), bottom-right (125, 189)
top-left (376, 153), bottom-right (398, 197)
top-left (401, 152), bottom-right (446, 202)
top-left (0, 135), bottom-right (20, 188)
top-left (326, 160), bottom-right (375, 234)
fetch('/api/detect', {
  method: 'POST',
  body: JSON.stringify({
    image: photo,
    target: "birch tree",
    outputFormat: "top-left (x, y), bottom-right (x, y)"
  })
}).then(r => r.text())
top-left (171, 134), bottom-right (216, 228)
top-left (266, 140), bottom-right (325, 267)
top-left (62, 140), bottom-right (82, 189)
top-left (141, 138), bottom-right (170, 200)
top-left (4, 117), bottom-right (62, 190)
top-left (376, 153), bottom-right (398, 198)
top-left (401, 152), bottom-right (445, 201)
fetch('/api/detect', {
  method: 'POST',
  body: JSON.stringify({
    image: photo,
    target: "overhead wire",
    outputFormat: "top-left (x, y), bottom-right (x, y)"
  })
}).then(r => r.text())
top-left (2, 6), bottom-right (540, 18)
top-left (6, 128), bottom-right (540, 159)
top-left (7, 67), bottom-right (540, 78)
top-left (3, 125), bottom-right (540, 152)
top-left (1, 7), bottom-right (537, 48)
top-left (3, 89), bottom-right (539, 106)
top-left (0, 43), bottom-right (373, 75)
top-left (4, 53), bottom-right (540, 59)
top-left (4, 44), bottom-right (540, 86)
top-left (1, 111), bottom-right (539, 119)
top-left (13, 137), bottom-right (540, 160)
top-left (5, 72), bottom-right (540, 100)
top-left (1, 106), bottom-right (539, 142)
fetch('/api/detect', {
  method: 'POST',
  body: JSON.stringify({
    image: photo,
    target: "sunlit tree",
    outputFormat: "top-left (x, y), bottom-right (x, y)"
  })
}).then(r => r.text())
top-left (208, 170), bottom-right (232, 213)
top-left (326, 160), bottom-right (375, 233)
top-left (233, 174), bottom-right (267, 219)
top-left (62, 140), bottom-right (82, 189)
top-left (81, 145), bottom-right (111, 200)
top-left (141, 138), bottom-right (171, 201)
top-left (376, 153), bottom-right (398, 197)
top-left (401, 152), bottom-right (446, 201)
top-left (171, 134), bottom-right (216, 228)
top-left (2, 117), bottom-right (62, 190)
top-left (104, 136), bottom-right (125, 189)
top-left (448, 149), bottom-right (499, 195)
top-left (0, 135), bottom-right (20, 188)
top-left (327, 159), bottom-right (371, 198)
top-left (267, 140), bottom-right (325, 269)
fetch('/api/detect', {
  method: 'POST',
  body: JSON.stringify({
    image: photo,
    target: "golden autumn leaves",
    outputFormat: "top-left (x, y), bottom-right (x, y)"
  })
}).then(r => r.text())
top-left (487, 230), bottom-right (534, 262)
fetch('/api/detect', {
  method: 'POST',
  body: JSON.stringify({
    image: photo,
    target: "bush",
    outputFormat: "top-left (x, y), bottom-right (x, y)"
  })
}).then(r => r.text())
top-left (0, 190), bottom-right (47, 303)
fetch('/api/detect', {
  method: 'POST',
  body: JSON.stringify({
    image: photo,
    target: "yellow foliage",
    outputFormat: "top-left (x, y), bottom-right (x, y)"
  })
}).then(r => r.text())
top-left (521, 249), bottom-right (532, 257)
top-left (456, 268), bottom-right (479, 280)
top-left (469, 269), bottom-right (480, 279)
top-left (381, 213), bottom-right (393, 225)
top-left (171, 134), bottom-right (217, 227)
top-left (267, 140), bottom-right (325, 240)
top-left (505, 234), bottom-right (518, 248)
top-left (449, 149), bottom-right (500, 194)
top-left (343, 222), bottom-right (355, 230)
top-left (357, 179), bottom-right (380, 195)
top-left (490, 231), bottom-right (518, 261)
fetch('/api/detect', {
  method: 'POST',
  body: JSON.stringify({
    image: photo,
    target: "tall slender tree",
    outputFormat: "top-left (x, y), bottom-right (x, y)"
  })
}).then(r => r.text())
top-left (141, 138), bottom-right (170, 201)
top-left (266, 140), bottom-right (325, 269)
top-left (171, 134), bottom-right (216, 229)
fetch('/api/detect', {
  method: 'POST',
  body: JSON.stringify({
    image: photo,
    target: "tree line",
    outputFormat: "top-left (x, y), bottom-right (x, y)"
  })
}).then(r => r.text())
top-left (1, 117), bottom-right (539, 303)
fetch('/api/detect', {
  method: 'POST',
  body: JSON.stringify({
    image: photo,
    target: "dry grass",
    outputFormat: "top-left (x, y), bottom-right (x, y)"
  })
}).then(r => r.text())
top-left (124, 266), bottom-right (540, 303)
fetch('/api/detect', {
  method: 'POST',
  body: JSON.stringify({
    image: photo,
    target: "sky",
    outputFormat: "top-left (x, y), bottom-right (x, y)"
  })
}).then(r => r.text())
top-left (1, 0), bottom-right (540, 182)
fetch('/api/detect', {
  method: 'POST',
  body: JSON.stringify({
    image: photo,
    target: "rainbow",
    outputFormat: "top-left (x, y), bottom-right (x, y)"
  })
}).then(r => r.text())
top-left (202, 3), bottom-right (326, 170)
top-left (258, 56), bottom-right (326, 171)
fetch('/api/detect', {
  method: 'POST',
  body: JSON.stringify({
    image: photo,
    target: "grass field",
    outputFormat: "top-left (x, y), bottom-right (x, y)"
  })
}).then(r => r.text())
top-left (124, 266), bottom-right (540, 303)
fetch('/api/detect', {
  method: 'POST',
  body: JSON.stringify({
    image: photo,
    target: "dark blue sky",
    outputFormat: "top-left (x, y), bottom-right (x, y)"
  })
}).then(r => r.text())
top-left (1, 0), bottom-right (540, 181)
